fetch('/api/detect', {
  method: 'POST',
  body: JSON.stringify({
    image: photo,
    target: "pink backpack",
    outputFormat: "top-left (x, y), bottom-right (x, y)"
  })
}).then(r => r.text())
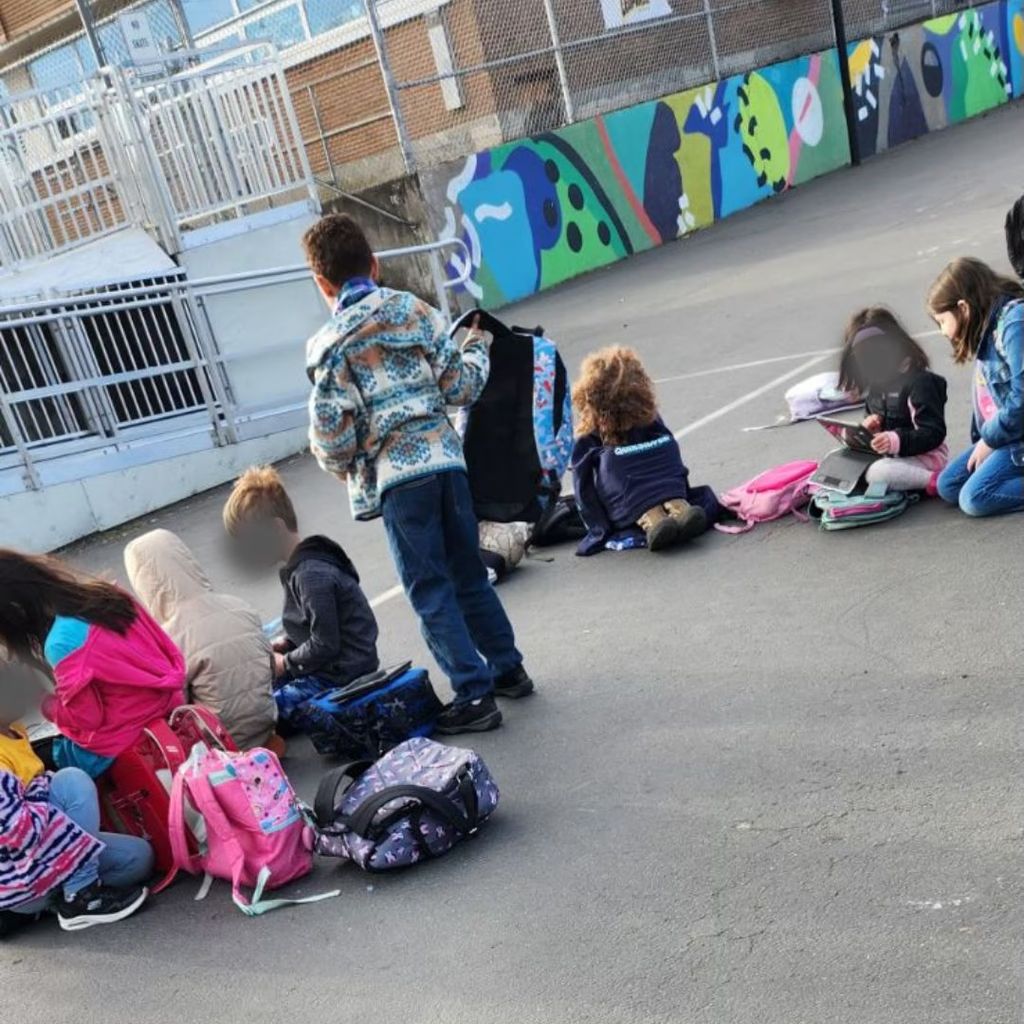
top-left (168, 744), bottom-right (339, 916)
top-left (715, 460), bottom-right (818, 534)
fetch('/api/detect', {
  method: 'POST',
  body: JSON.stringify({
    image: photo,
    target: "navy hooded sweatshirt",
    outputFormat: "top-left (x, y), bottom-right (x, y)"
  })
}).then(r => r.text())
top-left (571, 418), bottom-right (722, 556)
top-left (279, 535), bottom-right (380, 685)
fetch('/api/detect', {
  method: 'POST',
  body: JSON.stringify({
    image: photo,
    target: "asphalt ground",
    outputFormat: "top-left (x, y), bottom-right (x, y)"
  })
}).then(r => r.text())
top-left (3, 100), bottom-right (1023, 1024)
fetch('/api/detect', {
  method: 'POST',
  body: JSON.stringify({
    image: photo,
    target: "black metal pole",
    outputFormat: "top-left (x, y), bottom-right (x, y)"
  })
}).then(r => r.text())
top-left (830, 0), bottom-right (861, 167)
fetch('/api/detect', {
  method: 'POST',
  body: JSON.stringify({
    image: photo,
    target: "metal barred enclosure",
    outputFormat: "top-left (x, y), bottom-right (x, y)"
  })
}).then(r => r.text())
top-left (0, 239), bottom-right (470, 490)
top-left (0, 42), bottom-right (316, 268)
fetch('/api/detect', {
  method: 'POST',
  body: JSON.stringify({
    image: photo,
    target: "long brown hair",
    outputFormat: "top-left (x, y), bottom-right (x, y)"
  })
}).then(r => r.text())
top-left (0, 549), bottom-right (136, 664)
top-left (838, 306), bottom-right (930, 391)
top-left (573, 346), bottom-right (658, 445)
top-left (927, 257), bottom-right (1024, 364)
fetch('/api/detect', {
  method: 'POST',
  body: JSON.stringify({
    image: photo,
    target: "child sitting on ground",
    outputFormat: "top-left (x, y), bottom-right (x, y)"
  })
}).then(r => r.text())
top-left (222, 466), bottom-right (380, 727)
top-left (0, 550), bottom-right (185, 778)
top-left (0, 660), bottom-right (152, 933)
top-left (124, 529), bottom-right (278, 750)
top-left (838, 307), bottom-right (949, 493)
top-left (928, 257), bottom-right (1024, 517)
top-left (571, 346), bottom-right (722, 555)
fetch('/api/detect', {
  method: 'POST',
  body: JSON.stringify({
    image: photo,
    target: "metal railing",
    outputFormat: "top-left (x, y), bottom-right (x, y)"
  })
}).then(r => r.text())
top-left (0, 79), bottom-right (149, 265)
top-left (0, 43), bottom-right (316, 268)
top-left (122, 43), bottom-right (316, 229)
top-left (0, 237), bottom-right (470, 491)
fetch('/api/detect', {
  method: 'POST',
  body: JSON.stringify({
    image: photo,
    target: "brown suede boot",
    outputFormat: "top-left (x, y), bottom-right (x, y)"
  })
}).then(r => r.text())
top-left (637, 505), bottom-right (679, 552)
top-left (664, 499), bottom-right (707, 542)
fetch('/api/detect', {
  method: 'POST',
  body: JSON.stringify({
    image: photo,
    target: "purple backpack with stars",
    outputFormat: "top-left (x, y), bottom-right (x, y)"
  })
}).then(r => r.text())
top-left (312, 737), bottom-right (499, 871)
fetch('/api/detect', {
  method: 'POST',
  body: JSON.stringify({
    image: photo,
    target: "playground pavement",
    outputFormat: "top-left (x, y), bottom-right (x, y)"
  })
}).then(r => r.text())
top-left (4, 101), bottom-right (1024, 1024)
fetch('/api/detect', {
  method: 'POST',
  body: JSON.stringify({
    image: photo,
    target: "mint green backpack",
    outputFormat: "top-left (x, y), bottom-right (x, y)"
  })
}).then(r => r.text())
top-left (811, 483), bottom-right (917, 531)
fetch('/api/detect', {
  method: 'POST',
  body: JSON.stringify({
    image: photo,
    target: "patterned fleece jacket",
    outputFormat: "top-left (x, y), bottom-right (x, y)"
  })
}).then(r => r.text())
top-left (306, 287), bottom-right (489, 520)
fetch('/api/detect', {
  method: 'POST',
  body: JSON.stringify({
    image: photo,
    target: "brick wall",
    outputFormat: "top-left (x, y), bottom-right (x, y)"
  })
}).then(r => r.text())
top-left (0, 0), bottom-right (72, 42)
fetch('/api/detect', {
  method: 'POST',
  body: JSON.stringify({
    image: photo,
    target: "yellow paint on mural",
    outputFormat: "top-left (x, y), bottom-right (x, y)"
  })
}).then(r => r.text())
top-left (1014, 12), bottom-right (1024, 56)
top-left (663, 87), bottom-right (714, 230)
top-left (847, 39), bottom-right (875, 84)
top-left (923, 14), bottom-right (960, 36)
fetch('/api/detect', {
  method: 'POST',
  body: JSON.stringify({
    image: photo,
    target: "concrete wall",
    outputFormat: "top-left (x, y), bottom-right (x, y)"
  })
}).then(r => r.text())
top-left (1, 426), bottom-right (306, 554)
top-left (179, 204), bottom-right (327, 415)
top-left (420, 1), bottom-right (1024, 310)
top-left (422, 47), bottom-right (852, 308)
top-left (849, 3), bottom-right (1024, 158)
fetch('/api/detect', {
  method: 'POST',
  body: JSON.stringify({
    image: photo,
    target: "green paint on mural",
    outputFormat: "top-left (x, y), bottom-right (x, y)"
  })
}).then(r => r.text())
top-left (791, 55), bottom-right (851, 184)
top-left (736, 72), bottom-right (790, 193)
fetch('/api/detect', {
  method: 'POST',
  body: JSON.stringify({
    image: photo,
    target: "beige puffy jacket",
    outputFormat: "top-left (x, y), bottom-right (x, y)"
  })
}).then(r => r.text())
top-left (124, 529), bottom-right (277, 749)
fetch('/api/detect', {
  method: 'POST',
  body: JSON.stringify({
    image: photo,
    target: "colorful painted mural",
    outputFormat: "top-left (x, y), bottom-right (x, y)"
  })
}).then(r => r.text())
top-left (850, 1), bottom-right (1024, 157)
top-left (427, 2), bottom-right (1024, 309)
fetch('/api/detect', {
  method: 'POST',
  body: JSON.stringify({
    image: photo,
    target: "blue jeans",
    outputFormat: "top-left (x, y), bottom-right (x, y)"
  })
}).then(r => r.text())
top-left (937, 444), bottom-right (1024, 517)
top-left (12, 768), bottom-right (154, 914)
top-left (382, 470), bottom-right (522, 704)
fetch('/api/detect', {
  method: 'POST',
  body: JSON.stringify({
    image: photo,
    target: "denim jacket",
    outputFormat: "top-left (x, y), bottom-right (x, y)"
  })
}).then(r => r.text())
top-left (972, 296), bottom-right (1024, 466)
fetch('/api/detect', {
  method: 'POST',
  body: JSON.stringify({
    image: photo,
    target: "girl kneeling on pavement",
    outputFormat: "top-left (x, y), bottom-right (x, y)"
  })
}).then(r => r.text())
top-left (0, 663), bottom-right (151, 932)
top-left (571, 346), bottom-right (722, 555)
top-left (928, 258), bottom-right (1024, 517)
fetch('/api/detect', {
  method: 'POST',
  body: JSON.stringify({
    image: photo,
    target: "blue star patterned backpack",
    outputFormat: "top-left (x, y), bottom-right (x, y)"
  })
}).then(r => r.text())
top-left (453, 310), bottom-right (574, 527)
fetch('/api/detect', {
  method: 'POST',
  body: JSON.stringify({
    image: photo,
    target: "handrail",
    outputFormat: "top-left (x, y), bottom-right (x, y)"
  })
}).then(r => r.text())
top-left (0, 237), bottom-right (471, 317)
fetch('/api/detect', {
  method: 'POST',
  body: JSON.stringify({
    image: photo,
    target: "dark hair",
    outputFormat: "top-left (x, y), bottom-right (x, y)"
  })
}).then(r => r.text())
top-left (927, 257), bottom-right (1024, 364)
top-left (838, 306), bottom-right (930, 391)
top-left (1006, 195), bottom-right (1024, 279)
top-left (0, 550), bottom-right (136, 665)
top-left (301, 213), bottom-right (374, 289)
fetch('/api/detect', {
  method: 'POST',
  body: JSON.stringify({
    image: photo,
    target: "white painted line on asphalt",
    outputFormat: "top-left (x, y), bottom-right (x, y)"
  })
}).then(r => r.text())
top-left (655, 331), bottom-right (941, 387)
top-left (673, 353), bottom-right (835, 440)
top-left (655, 349), bottom-right (836, 384)
top-left (370, 584), bottom-right (405, 609)
top-left (370, 334), bottom-right (945, 608)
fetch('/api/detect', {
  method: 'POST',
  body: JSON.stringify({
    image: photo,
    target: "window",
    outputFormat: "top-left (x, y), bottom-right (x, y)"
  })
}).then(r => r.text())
top-left (143, 0), bottom-right (183, 48)
top-left (181, 0), bottom-right (235, 34)
top-left (243, 5), bottom-right (305, 50)
top-left (28, 45), bottom-right (83, 92)
top-left (98, 21), bottom-right (130, 65)
top-left (304, 0), bottom-right (364, 36)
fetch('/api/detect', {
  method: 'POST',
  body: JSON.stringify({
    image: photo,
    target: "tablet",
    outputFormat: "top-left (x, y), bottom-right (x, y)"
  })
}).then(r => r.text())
top-left (816, 414), bottom-right (876, 455)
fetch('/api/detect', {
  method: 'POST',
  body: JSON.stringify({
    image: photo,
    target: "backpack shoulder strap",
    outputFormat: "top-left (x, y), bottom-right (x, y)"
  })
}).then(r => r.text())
top-left (185, 754), bottom-right (340, 916)
top-left (161, 755), bottom-right (204, 893)
top-left (341, 778), bottom-right (480, 840)
top-left (313, 760), bottom-right (375, 826)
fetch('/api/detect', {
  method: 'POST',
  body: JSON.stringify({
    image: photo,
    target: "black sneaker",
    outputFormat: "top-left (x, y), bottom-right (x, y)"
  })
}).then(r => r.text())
top-left (493, 665), bottom-right (535, 699)
top-left (56, 883), bottom-right (148, 932)
top-left (435, 696), bottom-right (502, 735)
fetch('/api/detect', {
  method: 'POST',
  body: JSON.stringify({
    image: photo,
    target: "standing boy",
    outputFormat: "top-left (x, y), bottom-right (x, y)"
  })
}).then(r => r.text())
top-left (300, 214), bottom-right (532, 734)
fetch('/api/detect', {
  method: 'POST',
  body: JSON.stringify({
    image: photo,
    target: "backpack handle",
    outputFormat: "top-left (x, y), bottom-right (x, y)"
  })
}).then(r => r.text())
top-left (322, 662), bottom-right (413, 704)
top-left (313, 760), bottom-right (376, 827)
top-left (341, 774), bottom-right (480, 841)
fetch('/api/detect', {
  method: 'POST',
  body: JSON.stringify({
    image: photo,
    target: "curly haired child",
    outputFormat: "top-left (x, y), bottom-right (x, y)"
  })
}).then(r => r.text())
top-left (571, 346), bottom-right (722, 555)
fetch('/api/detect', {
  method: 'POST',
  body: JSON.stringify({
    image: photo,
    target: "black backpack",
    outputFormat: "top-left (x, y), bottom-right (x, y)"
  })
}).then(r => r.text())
top-left (454, 310), bottom-right (574, 525)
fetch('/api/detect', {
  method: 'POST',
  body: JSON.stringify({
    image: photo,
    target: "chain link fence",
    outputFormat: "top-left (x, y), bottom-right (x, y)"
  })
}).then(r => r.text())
top-left (0, 0), bottom-right (997, 191)
top-left (337, 0), bottom-right (981, 180)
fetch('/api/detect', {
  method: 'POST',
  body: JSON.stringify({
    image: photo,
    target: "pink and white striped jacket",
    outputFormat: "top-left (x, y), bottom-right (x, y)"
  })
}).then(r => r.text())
top-left (0, 770), bottom-right (101, 910)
